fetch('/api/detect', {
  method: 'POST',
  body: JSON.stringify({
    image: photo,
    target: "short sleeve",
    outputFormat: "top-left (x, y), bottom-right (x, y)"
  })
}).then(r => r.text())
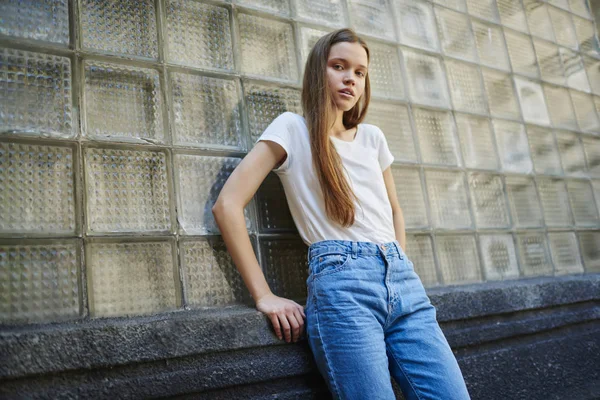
top-left (377, 128), bottom-right (394, 171)
top-left (255, 112), bottom-right (295, 172)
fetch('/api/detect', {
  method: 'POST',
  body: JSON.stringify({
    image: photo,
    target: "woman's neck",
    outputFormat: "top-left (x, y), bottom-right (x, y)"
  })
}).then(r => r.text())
top-left (330, 109), bottom-right (346, 135)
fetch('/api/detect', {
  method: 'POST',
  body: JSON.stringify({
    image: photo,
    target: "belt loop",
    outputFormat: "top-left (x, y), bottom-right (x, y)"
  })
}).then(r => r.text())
top-left (351, 241), bottom-right (358, 259)
top-left (307, 245), bottom-right (312, 263)
top-left (394, 241), bottom-right (403, 259)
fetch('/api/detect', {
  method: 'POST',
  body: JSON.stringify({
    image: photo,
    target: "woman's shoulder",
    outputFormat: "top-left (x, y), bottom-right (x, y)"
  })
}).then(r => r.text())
top-left (358, 122), bottom-right (386, 145)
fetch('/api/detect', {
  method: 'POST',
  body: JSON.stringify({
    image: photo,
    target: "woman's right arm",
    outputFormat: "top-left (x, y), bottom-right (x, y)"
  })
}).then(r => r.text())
top-left (212, 140), bottom-right (305, 343)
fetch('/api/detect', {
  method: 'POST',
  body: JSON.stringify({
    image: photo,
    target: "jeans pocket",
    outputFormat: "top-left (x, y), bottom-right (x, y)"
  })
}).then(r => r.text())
top-left (309, 252), bottom-right (351, 280)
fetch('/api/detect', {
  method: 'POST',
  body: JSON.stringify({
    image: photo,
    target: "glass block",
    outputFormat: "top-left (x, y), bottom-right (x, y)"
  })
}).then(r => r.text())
top-left (413, 108), bottom-right (460, 166)
top-left (87, 240), bottom-right (178, 317)
top-left (548, 6), bottom-right (578, 49)
top-left (235, 0), bottom-right (290, 15)
top-left (556, 130), bottom-right (586, 176)
top-left (504, 29), bottom-right (539, 78)
top-left (479, 234), bottom-right (520, 280)
top-left (425, 170), bottom-right (472, 229)
top-left (482, 69), bottom-right (521, 119)
top-left (348, 0), bottom-right (396, 41)
top-left (566, 180), bottom-right (599, 226)
top-left (533, 39), bottom-right (566, 85)
top-left (570, 90), bottom-right (600, 132)
top-left (497, 0), bottom-right (528, 33)
top-left (257, 173), bottom-right (296, 232)
top-left (0, 49), bottom-right (73, 138)
top-left (568, 0), bottom-right (592, 18)
top-left (84, 148), bottom-right (171, 233)
top-left (0, 241), bottom-right (79, 323)
top-left (0, 0), bottom-right (69, 44)
top-left (444, 60), bottom-right (487, 114)
top-left (364, 102), bottom-right (417, 163)
top-left (84, 61), bottom-right (164, 142)
top-left (431, 0), bottom-right (467, 12)
top-left (505, 176), bottom-right (544, 227)
top-left (536, 177), bottom-right (573, 226)
top-left (455, 114), bottom-right (499, 170)
top-left (165, 0), bottom-right (233, 70)
top-left (548, 232), bottom-right (584, 274)
top-left (368, 42), bottom-right (405, 100)
top-left (238, 13), bottom-right (298, 81)
top-left (170, 72), bottom-right (242, 149)
top-left (583, 56), bottom-right (600, 95)
top-left (523, 0), bottom-right (555, 41)
top-left (594, 180), bottom-right (600, 213)
top-left (467, 0), bottom-right (500, 22)
top-left (579, 231), bottom-right (600, 271)
top-left (492, 119), bottom-right (533, 173)
top-left (514, 77), bottom-right (550, 126)
top-left (244, 83), bottom-right (302, 144)
top-left (573, 16), bottom-right (599, 57)
top-left (526, 125), bottom-right (562, 174)
top-left (180, 238), bottom-right (253, 308)
top-left (583, 136), bottom-right (600, 177)
top-left (391, 167), bottom-right (428, 228)
top-left (394, 0), bottom-right (439, 52)
top-left (435, 7), bottom-right (477, 62)
top-left (402, 49), bottom-right (450, 108)
top-left (436, 235), bottom-right (482, 284)
top-left (0, 142), bottom-right (75, 234)
top-left (299, 26), bottom-right (332, 69)
top-left (80, 0), bottom-right (158, 58)
top-left (405, 235), bottom-right (438, 286)
top-left (548, 0), bottom-right (570, 10)
top-left (261, 238), bottom-right (308, 301)
top-left (175, 154), bottom-right (252, 235)
top-left (295, 0), bottom-right (345, 27)
top-left (469, 173), bottom-right (510, 228)
top-left (543, 84), bottom-right (578, 129)
top-left (516, 232), bottom-right (553, 276)
top-left (560, 48), bottom-right (591, 92)
top-left (472, 21), bottom-right (511, 71)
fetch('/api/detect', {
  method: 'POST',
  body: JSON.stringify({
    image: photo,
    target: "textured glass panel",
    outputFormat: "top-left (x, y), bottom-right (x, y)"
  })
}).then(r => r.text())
top-left (296, 0), bottom-right (345, 26)
top-left (560, 48), bottom-right (591, 92)
top-left (0, 0), bottom-right (69, 44)
top-left (261, 238), bottom-right (308, 301)
top-left (432, 0), bottom-right (467, 12)
top-left (556, 130), bottom-right (586, 176)
top-left (403, 50), bottom-right (450, 108)
top-left (505, 29), bottom-right (539, 78)
top-left (80, 0), bottom-right (158, 58)
top-left (165, 0), bottom-right (233, 70)
top-left (467, 0), bottom-right (500, 22)
top-left (235, 0), bottom-right (290, 15)
top-left (299, 26), bottom-right (331, 69)
top-left (244, 83), bottom-right (302, 144)
top-left (455, 114), bottom-right (499, 170)
top-left (497, 0), bottom-right (528, 32)
top-left (583, 136), bottom-right (600, 177)
top-left (583, 56), bottom-right (600, 95)
top-left (543, 84), bottom-right (578, 129)
top-left (175, 154), bottom-right (252, 235)
top-left (533, 39), bottom-right (566, 85)
top-left (566, 180), bottom-right (599, 226)
top-left (0, 241), bottom-right (79, 323)
top-left (573, 16), bottom-right (598, 57)
top-left (0, 49), bottom-right (73, 137)
top-left (257, 173), bottom-right (295, 232)
top-left (87, 240), bottom-right (177, 317)
top-left (472, 21), bottom-right (510, 71)
top-left (425, 170), bottom-right (472, 229)
top-left (0, 142), bottom-right (75, 234)
top-left (514, 77), bottom-right (550, 125)
top-left (548, 0), bottom-right (570, 10)
top-left (391, 167), bottom-right (428, 228)
top-left (368, 42), bottom-right (404, 100)
top-left (523, 0), bottom-right (555, 41)
top-left (526, 125), bottom-right (562, 174)
top-left (482, 69), bottom-right (521, 119)
top-left (517, 232), bottom-right (553, 276)
top-left (537, 177), bottom-right (573, 226)
top-left (170, 72), bottom-right (242, 149)
top-left (85, 148), bottom-right (171, 233)
top-left (480, 234), bottom-right (520, 280)
top-left (469, 173), bottom-right (510, 228)
top-left (394, 0), bottom-right (439, 52)
top-left (548, 6), bottom-right (578, 49)
top-left (594, 180), bottom-right (600, 213)
top-left (492, 119), bottom-right (533, 173)
top-left (405, 235), bottom-right (438, 286)
top-left (364, 102), bottom-right (417, 162)
top-left (436, 235), bottom-right (482, 284)
top-left (435, 7), bottom-right (477, 61)
top-left (180, 238), bottom-right (253, 308)
top-left (568, 0), bottom-right (592, 18)
top-left (506, 176), bottom-right (544, 227)
top-left (445, 60), bottom-right (486, 114)
top-left (238, 14), bottom-right (298, 81)
top-left (348, 0), bottom-right (395, 41)
top-left (548, 232), bottom-right (584, 274)
top-left (579, 231), bottom-right (600, 271)
top-left (84, 61), bottom-right (164, 142)
top-left (413, 108), bottom-right (460, 166)
top-left (570, 90), bottom-right (600, 132)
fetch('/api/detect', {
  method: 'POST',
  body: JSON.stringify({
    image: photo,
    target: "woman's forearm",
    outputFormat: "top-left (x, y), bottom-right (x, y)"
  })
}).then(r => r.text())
top-left (392, 207), bottom-right (406, 251)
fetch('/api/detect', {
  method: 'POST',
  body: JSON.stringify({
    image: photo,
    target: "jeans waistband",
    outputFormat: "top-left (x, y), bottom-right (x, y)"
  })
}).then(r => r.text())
top-left (307, 239), bottom-right (403, 261)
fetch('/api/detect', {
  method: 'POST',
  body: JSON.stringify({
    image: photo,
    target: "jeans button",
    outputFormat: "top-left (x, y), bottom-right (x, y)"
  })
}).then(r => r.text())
top-left (381, 245), bottom-right (387, 251)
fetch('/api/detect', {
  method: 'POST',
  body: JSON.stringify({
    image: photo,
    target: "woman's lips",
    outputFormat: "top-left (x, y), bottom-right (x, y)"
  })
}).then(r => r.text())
top-left (338, 91), bottom-right (354, 99)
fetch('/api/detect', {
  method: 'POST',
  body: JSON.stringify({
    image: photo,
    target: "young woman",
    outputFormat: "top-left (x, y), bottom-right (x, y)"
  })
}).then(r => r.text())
top-left (212, 28), bottom-right (471, 400)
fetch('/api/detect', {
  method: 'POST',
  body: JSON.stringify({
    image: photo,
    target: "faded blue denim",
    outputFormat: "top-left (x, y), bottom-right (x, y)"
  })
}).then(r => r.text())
top-left (305, 239), bottom-right (471, 400)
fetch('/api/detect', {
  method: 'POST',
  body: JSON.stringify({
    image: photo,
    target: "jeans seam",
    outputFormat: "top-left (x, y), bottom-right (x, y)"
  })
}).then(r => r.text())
top-left (314, 288), bottom-right (341, 399)
top-left (386, 343), bottom-right (424, 400)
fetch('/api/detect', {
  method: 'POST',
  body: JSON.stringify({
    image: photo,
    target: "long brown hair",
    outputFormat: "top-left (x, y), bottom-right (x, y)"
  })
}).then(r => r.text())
top-left (301, 28), bottom-right (371, 227)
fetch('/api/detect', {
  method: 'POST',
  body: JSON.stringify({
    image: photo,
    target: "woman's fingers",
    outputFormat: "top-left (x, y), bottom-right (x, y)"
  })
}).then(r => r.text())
top-left (294, 308), bottom-right (305, 339)
top-left (277, 312), bottom-right (293, 342)
top-left (269, 313), bottom-right (282, 340)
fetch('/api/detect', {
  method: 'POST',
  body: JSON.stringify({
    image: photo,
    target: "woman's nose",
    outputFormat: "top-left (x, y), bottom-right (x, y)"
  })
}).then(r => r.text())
top-left (343, 76), bottom-right (355, 85)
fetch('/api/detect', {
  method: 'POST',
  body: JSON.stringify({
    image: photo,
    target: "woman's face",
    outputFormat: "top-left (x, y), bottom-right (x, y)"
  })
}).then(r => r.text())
top-left (326, 41), bottom-right (369, 113)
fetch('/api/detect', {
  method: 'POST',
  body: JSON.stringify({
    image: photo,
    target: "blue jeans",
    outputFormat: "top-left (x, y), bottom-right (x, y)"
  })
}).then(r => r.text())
top-left (305, 240), bottom-right (471, 400)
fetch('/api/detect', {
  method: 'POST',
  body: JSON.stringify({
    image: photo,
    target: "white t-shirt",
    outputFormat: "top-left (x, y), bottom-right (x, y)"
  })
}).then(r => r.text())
top-left (256, 112), bottom-right (396, 246)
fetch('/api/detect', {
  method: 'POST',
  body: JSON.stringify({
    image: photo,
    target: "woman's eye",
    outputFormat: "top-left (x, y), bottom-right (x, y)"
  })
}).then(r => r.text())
top-left (357, 71), bottom-right (365, 77)
top-left (334, 64), bottom-right (343, 70)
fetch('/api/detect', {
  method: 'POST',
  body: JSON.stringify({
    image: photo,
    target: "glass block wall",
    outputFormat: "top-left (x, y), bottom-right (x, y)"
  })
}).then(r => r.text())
top-left (1, 0), bottom-right (600, 324)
